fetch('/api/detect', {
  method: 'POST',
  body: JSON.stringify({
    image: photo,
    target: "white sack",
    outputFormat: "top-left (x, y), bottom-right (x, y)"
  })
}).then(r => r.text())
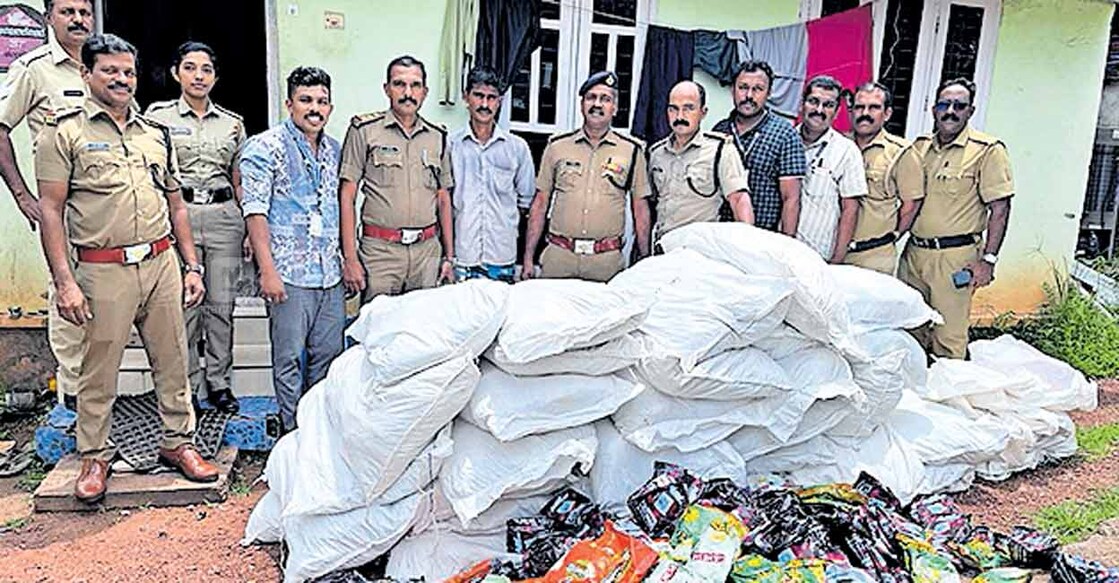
top-left (385, 530), bottom-right (514, 582)
top-left (730, 398), bottom-right (857, 461)
top-left (856, 329), bottom-right (928, 391)
top-left (889, 390), bottom-right (1009, 466)
top-left (920, 462), bottom-right (976, 494)
top-left (497, 279), bottom-right (649, 364)
top-left (634, 345), bottom-right (792, 401)
top-left (831, 349), bottom-right (907, 438)
top-left (441, 421), bottom-right (596, 524)
top-left (969, 335), bottom-right (1098, 412)
top-left (753, 324), bottom-right (821, 361)
top-left (589, 420), bottom-right (746, 514)
top-left (785, 426), bottom-right (926, 504)
top-left (743, 435), bottom-right (844, 474)
top-left (461, 362), bottom-right (644, 441)
top-left (412, 483), bottom-right (552, 536)
top-left (282, 494), bottom-right (422, 583)
top-left (346, 279), bottom-right (508, 384)
top-left (922, 358), bottom-right (1036, 403)
top-left (484, 333), bottom-right (647, 377)
top-left (829, 264), bottom-right (942, 335)
top-left (658, 222), bottom-right (857, 353)
top-left (610, 249), bottom-right (793, 369)
top-left (287, 350), bottom-right (477, 517)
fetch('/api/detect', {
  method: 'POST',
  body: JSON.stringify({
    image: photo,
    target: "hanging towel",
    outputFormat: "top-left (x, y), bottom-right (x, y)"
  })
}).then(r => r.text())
top-left (806, 4), bottom-right (874, 133)
top-left (745, 22), bottom-right (809, 118)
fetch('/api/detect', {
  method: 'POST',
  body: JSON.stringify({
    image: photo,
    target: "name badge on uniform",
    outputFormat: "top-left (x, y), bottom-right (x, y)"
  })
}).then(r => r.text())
top-left (63, 89), bottom-right (84, 97)
top-left (84, 142), bottom-right (111, 152)
top-left (377, 145), bottom-right (400, 155)
top-left (309, 213), bottom-right (324, 237)
top-left (170, 127), bottom-right (193, 136)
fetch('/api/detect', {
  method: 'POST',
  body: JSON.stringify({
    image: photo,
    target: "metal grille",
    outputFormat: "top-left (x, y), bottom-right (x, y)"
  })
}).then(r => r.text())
top-left (108, 393), bottom-right (232, 471)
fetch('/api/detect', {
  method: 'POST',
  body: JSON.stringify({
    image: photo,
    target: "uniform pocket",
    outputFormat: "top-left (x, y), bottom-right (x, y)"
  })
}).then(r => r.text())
top-left (370, 147), bottom-right (404, 188)
top-left (555, 162), bottom-right (584, 192)
top-left (77, 152), bottom-right (126, 192)
top-left (933, 166), bottom-right (977, 198)
top-left (865, 168), bottom-right (887, 199)
top-left (685, 161), bottom-right (717, 197)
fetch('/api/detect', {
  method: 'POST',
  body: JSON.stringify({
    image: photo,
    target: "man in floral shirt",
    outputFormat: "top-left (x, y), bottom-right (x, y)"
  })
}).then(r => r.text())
top-left (241, 67), bottom-right (343, 433)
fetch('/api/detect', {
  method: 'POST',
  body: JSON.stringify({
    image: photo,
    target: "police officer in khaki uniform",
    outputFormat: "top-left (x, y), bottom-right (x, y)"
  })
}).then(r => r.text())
top-left (899, 78), bottom-right (1014, 359)
top-left (146, 41), bottom-right (246, 414)
top-left (649, 80), bottom-right (753, 242)
top-left (36, 34), bottom-right (219, 503)
top-left (845, 82), bottom-right (925, 275)
top-left (339, 55), bottom-right (454, 303)
top-left (522, 71), bottom-right (652, 282)
top-left (0, 0), bottom-right (94, 402)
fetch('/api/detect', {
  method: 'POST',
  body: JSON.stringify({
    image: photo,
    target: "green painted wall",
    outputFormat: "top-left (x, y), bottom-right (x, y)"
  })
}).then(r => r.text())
top-left (973, 0), bottom-right (1113, 316)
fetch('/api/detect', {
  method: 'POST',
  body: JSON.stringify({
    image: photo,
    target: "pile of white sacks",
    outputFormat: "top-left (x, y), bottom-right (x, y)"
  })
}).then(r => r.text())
top-left (240, 223), bottom-right (1098, 583)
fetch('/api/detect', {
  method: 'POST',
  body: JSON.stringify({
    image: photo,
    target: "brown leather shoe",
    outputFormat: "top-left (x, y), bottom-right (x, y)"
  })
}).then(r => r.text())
top-left (74, 459), bottom-right (110, 503)
top-left (158, 444), bottom-right (219, 483)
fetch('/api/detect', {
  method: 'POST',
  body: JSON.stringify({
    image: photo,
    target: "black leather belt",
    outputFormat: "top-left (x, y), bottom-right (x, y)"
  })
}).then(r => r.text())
top-left (910, 233), bottom-right (981, 250)
top-left (182, 186), bottom-right (234, 204)
top-left (849, 232), bottom-right (897, 253)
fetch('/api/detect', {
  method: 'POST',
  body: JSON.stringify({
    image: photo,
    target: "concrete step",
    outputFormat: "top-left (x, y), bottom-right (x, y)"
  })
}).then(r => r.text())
top-left (117, 368), bottom-right (274, 398)
top-left (121, 344), bottom-right (272, 371)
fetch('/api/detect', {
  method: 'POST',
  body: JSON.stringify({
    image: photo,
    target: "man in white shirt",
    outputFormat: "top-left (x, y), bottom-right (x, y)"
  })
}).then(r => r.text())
top-left (794, 75), bottom-right (867, 262)
top-left (448, 65), bottom-right (535, 282)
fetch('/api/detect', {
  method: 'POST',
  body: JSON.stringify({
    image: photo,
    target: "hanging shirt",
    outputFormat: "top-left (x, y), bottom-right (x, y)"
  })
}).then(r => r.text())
top-left (240, 119), bottom-right (342, 289)
top-left (796, 126), bottom-right (867, 259)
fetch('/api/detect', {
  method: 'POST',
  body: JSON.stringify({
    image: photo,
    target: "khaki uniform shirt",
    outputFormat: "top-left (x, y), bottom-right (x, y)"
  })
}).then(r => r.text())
top-left (144, 97), bottom-right (245, 192)
top-left (0, 36), bottom-right (85, 137)
top-left (340, 111), bottom-right (454, 229)
top-left (649, 131), bottom-right (750, 237)
top-left (35, 98), bottom-right (180, 249)
top-left (536, 128), bottom-right (650, 240)
top-left (853, 129), bottom-right (925, 241)
top-left (911, 127), bottom-right (1014, 239)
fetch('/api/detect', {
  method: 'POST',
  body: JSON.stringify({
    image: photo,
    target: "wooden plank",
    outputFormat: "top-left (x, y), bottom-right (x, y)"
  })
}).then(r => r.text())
top-left (33, 446), bottom-right (237, 513)
top-left (0, 315), bottom-right (46, 329)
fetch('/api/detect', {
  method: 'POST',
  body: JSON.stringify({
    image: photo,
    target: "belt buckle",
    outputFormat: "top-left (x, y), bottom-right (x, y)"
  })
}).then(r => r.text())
top-left (573, 239), bottom-right (596, 255)
top-left (122, 242), bottom-right (152, 265)
top-left (194, 188), bottom-right (212, 205)
top-left (400, 228), bottom-right (422, 245)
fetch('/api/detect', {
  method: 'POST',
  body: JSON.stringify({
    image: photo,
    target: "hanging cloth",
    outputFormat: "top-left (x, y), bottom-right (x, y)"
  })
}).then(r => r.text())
top-left (632, 25), bottom-right (695, 142)
top-left (474, 0), bottom-right (542, 93)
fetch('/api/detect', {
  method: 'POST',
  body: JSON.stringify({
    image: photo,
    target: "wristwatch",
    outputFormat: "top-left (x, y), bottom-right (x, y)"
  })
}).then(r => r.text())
top-left (981, 253), bottom-right (998, 265)
top-left (184, 263), bottom-right (205, 277)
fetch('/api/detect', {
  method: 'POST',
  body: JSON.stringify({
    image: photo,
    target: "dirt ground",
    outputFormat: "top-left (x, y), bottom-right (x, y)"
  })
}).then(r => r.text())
top-left (0, 381), bottom-right (1117, 582)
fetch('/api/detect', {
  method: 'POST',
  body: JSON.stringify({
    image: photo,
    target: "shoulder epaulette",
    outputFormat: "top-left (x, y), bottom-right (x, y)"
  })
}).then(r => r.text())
top-left (912, 135), bottom-right (933, 145)
top-left (15, 45), bottom-right (50, 68)
top-left (703, 131), bottom-right (734, 144)
top-left (46, 106), bottom-right (81, 127)
top-left (648, 135), bottom-right (671, 154)
top-left (967, 130), bottom-right (1002, 147)
top-left (614, 132), bottom-right (644, 149)
top-left (350, 112), bottom-right (385, 129)
top-left (138, 114), bottom-right (170, 130)
top-left (213, 103), bottom-right (243, 121)
top-left (882, 132), bottom-right (909, 147)
top-left (145, 100), bottom-right (176, 114)
top-left (419, 116), bottom-right (447, 136)
top-left (548, 129), bottom-right (580, 143)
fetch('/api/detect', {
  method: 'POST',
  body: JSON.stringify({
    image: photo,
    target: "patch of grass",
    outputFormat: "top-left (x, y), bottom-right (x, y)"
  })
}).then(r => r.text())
top-left (229, 474), bottom-right (253, 497)
top-left (1, 517), bottom-right (28, 531)
top-left (1034, 487), bottom-right (1119, 544)
top-left (15, 460), bottom-right (46, 493)
top-left (977, 275), bottom-right (1119, 379)
top-left (1078, 423), bottom-right (1119, 460)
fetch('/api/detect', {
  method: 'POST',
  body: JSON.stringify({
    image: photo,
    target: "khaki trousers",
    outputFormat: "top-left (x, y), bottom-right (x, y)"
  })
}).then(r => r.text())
top-left (845, 243), bottom-right (897, 276)
top-left (184, 201), bottom-right (244, 397)
top-left (539, 243), bottom-right (624, 283)
top-left (73, 250), bottom-right (195, 461)
top-left (358, 236), bottom-right (441, 303)
top-left (898, 242), bottom-right (980, 359)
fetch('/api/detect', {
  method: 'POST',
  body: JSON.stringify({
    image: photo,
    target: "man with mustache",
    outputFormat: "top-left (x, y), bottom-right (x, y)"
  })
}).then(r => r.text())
top-left (0, 0), bottom-right (94, 409)
top-left (713, 60), bottom-right (806, 236)
top-left (648, 80), bottom-right (753, 242)
top-left (900, 77), bottom-right (1014, 359)
top-left (240, 66), bottom-right (343, 435)
top-left (446, 66), bottom-right (534, 282)
top-left (522, 71), bottom-right (651, 281)
top-left (340, 55), bottom-right (454, 301)
top-left (794, 75), bottom-right (867, 262)
top-left (35, 33), bottom-right (217, 502)
top-left (844, 82), bottom-right (925, 275)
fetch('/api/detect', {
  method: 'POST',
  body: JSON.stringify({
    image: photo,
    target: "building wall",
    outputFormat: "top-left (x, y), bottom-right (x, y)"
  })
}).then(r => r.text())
top-left (972, 0), bottom-right (1113, 318)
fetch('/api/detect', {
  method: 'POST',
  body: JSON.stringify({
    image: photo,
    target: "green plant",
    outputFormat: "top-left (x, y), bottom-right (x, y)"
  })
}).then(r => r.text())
top-left (1077, 423), bottom-right (1119, 460)
top-left (1012, 276), bottom-right (1119, 378)
top-left (1, 517), bottom-right (28, 531)
top-left (1035, 487), bottom-right (1119, 544)
top-left (15, 460), bottom-right (46, 493)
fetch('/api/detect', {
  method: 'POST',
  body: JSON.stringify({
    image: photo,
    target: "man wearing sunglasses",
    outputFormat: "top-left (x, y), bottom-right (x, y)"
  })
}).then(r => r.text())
top-left (900, 77), bottom-right (1014, 359)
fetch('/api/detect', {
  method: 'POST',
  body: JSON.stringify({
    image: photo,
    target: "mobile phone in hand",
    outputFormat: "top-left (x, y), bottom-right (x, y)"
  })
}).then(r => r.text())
top-left (952, 268), bottom-right (973, 289)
